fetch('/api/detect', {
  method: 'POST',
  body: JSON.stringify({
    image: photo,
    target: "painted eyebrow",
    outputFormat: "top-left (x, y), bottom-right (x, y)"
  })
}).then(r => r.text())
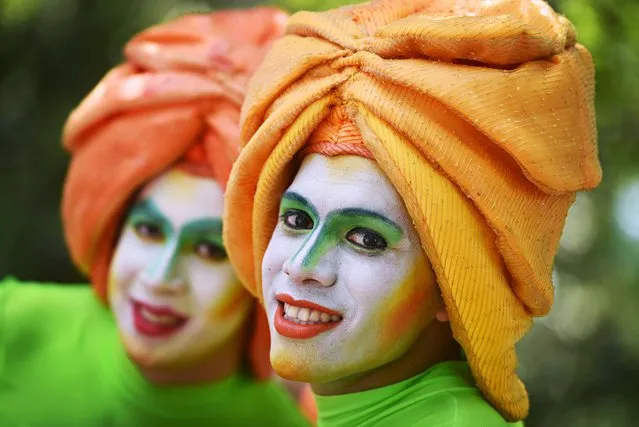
top-left (332, 207), bottom-right (404, 236)
top-left (128, 199), bottom-right (169, 225)
top-left (281, 191), bottom-right (319, 219)
top-left (181, 218), bottom-right (223, 237)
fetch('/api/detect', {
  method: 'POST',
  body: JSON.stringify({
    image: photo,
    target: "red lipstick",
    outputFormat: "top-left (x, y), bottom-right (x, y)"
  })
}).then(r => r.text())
top-left (132, 300), bottom-right (189, 338)
top-left (274, 293), bottom-right (342, 339)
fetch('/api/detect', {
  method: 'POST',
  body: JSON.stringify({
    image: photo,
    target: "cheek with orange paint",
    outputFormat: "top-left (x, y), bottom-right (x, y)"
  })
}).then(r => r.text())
top-left (108, 273), bottom-right (117, 297)
top-left (207, 280), bottom-right (252, 322)
top-left (376, 257), bottom-right (437, 350)
top-left (336, 255), bottom-right (436, 360)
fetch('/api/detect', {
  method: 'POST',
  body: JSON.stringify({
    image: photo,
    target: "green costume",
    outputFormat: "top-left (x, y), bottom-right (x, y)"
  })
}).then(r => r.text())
top-left (0, 278), bottom-right (309, 427)
top-left (315, 362), bottom-right (524, 427)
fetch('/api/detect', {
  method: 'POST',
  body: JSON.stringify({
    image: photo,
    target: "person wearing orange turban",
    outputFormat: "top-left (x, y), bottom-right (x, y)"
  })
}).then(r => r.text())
top-left (0, 8), bottom-right (310, 427)
top-left (223, 0), bottom-right (602, 425)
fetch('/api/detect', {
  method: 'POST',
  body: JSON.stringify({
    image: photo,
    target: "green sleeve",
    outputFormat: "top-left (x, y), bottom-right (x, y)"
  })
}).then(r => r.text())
top-left (0, 277), bottom-right (38, 407)
top-left (0, 277), bottom-right (20, 370)
top-left (0, 277), bottom-right (77, 355)
top-left (0, 279), bottom-right (112, 427)
top-left (0, 278), bottom-right (99, 374)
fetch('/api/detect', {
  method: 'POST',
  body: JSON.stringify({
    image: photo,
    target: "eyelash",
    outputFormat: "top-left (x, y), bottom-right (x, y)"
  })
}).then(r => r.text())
top-left (280, 209), bottom-right (314, 232)
top-left (132, 221), bottom-right (164, 242)
top-left (194, 241), bottom-right (228, 262)
top-left (345, 227), bottom-right (388, 253)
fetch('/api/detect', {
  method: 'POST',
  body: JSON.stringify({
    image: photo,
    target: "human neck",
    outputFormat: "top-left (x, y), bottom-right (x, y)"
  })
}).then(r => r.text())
top-left (136, 328), bottom-right (247, 387)
top-left (312, 320), bottom-right (460, 396)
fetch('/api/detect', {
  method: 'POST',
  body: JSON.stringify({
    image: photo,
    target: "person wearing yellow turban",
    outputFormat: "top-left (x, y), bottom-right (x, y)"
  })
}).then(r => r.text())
top-left (223, 0), bottom-right (602, 425)
top-left (0, 8), bottom-right (310, 427)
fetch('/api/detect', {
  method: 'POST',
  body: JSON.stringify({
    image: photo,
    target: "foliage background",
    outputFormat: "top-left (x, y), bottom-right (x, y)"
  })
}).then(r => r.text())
top-left (0, 0), bottom-right (637, 425)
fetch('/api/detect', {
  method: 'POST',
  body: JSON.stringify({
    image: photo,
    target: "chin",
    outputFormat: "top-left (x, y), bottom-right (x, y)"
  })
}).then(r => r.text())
top-left (271, 339), bottom-right (412, 386)
top-left (270, 344), bottom-right (353, 384)
top-left (271, 350), bottom-right (316, 382)
top-left (272, 357), bottom-right (370, 385)
top-left (120, 332), bottom-right (191, 370)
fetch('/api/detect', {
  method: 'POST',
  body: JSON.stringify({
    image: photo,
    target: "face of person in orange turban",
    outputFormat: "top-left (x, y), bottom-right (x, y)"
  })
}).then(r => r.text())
top-left (224, 0), bottom-right (602, 420)
top-left (108, 164), bottom-right (250, 369)
top-left (61, 7), bottom-right (287, 375)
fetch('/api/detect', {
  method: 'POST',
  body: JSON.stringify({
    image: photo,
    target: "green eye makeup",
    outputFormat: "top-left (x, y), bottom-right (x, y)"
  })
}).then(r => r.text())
top-left (278, 191), bottom-right (405, 268)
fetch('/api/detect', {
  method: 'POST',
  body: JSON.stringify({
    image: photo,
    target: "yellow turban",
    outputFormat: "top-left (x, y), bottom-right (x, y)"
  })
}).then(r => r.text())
top-left (224, 0), bottom-right (601, 420)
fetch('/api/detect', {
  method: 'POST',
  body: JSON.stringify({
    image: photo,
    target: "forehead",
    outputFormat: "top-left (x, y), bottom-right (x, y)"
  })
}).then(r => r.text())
top-left (137, 167), bottom-right (224, 224)
top-left (287, 154), bottom-right (407, 221)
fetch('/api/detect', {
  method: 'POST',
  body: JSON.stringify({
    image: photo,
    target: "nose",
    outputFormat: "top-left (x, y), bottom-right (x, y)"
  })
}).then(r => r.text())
top-left (140, 240), bottom-right (187, 296)
top-left (282, 233), bottom-right (337, 287)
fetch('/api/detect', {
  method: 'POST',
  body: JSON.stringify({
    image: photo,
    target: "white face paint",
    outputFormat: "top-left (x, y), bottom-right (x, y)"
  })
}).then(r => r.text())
top-left (109, 167), bottom-right (252, 368)
top-left (262, 154), bottom-right (438, 384)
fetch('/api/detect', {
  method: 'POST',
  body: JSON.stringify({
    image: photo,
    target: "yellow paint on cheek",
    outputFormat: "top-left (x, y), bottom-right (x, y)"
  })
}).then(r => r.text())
top-left (377, 256), bottom-right (438, 349)
top-left (206, 280), bottom-right (251, 322)
top-left (107, 271), bottom-right (117, 298)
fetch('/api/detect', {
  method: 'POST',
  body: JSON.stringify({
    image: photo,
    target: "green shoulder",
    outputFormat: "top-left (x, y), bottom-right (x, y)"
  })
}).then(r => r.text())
top-left (409, 388), bottom-right (517, 427)
top-left (0, 277), bottom-right (100, 352)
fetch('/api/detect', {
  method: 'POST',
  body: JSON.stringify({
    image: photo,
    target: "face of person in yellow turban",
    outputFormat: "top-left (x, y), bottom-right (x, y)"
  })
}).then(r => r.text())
top-left (262, 153), bottom-right (449, 384)
top-left (224, 0), bottom-right (602, 420)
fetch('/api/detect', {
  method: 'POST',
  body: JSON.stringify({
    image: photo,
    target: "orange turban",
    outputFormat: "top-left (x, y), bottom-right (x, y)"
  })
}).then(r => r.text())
top-left (224, 0), bottom-right (601, 419)
top-left (61, 7), bottom-right (288, 378)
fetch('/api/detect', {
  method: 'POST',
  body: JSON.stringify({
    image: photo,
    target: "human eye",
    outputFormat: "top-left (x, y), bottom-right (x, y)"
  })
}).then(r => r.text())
top-left (345, 227), bottom-right (388, 253)
top-left (280, 209), bottom-right (314, 232)
top-left (194, 241), bottom-right (228, 262)
top-left (132, 220), bottom-right (164, 242)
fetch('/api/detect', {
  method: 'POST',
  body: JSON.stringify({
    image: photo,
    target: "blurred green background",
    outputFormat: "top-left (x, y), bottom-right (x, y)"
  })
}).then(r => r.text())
top-left (0, 0), bottom-right (637, 425)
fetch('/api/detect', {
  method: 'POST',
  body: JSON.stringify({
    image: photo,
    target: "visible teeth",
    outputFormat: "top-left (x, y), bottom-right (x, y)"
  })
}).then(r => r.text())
top-left (298, 307), bottom-right (310, 321)
top-left (281, 302), bottom-right (343, 324)
top-left (284, 303), bottom-right (299, 318)
top-left (140, 307), bottom-right (179, 325)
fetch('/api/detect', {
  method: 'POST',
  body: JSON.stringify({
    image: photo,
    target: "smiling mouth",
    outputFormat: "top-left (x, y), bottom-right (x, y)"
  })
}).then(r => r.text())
top-left (132, 300), bottom-right (189, 338)
top-left (274, 293), bottom-right (343, 339)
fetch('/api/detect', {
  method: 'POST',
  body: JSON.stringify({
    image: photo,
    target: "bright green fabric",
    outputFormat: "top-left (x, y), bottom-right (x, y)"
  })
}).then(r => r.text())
top-left (314, 361), bottom-right (525, 427)
top-left (0, 278), bottom-right (309, 427)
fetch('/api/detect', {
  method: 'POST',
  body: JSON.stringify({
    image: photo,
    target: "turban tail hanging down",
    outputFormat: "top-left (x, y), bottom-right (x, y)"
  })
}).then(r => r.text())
top-left (61, 7), bottom-right (288, 379)
top-left (224, 0), bottom-right (601, 420)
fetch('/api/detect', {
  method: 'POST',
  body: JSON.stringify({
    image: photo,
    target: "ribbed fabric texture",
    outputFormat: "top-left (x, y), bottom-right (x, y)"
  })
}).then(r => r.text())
top-left (224, 0), bottom-right (601, 420)
top-left (60, 8), bottom-right (288, 380)
top-left (302, 105), bottom-right (374, 159)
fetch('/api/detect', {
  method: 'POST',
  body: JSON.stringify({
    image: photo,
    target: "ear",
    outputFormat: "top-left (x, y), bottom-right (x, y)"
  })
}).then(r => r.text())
top-left (435, 307), bottom-right (449, 323)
